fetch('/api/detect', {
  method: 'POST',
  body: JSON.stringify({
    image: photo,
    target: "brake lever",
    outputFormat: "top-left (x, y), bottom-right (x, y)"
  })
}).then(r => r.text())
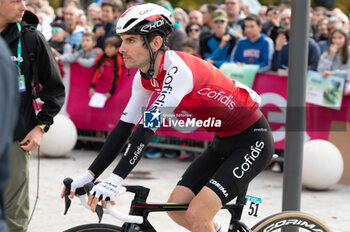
top-left (63, 178), bottom-right (88, 215)
top-left (63, 178), bottom-right (73, 215)
top-left (84, 182), bottom-right (104, 223)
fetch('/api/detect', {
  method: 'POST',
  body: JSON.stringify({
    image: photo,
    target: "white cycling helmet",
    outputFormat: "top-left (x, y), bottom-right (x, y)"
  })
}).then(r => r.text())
top-left (117, 3), bottom-right (173, 79)
top-left (116, 3), bottom-right (173, 36)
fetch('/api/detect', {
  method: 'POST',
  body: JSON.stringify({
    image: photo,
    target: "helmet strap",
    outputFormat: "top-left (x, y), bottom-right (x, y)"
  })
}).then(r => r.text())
top-left (142, 34), bottom-right (163, 80)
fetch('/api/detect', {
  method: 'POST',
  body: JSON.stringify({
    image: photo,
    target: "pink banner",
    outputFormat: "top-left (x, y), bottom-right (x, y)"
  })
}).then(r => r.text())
top-left (67, 65), bottom-right (349, 148)
top-left (253, 73), bottom-right (349, 149)
top-left (67, 63), bottom-right (134, 131)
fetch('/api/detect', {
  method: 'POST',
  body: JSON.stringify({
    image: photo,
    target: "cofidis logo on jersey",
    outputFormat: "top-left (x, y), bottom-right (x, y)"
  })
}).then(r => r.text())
top-left (143, 110), bottom-right (162, 128)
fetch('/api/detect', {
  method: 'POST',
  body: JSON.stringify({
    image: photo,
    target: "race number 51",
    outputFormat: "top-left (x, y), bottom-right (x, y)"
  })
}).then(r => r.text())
top-left (246, 195), bottom-right (262, 217)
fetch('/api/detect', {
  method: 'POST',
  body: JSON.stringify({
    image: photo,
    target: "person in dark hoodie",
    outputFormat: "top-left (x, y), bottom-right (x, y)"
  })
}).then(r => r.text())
top-left (0, 0), bottom-right (65, 231)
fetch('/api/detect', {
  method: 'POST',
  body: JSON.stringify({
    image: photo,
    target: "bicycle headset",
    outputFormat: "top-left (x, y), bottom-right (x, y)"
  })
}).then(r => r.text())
top-left (116, 3), bottom-right (173, 80)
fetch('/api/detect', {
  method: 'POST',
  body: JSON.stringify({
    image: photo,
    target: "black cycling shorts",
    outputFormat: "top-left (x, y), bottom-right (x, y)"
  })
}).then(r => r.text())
top-left (178, 116), bottom-right (274, 204)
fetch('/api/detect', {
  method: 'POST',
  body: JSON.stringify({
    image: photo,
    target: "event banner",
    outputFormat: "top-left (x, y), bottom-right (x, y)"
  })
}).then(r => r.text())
top-left (345, 71), bottom-right (350, 96)
top-left (219, 63), bottom-right (259, 88)
top-left (67, 63), bottom-right (134, 131)
top-left (66, 64), bottom-right (350, 149)
top-left (253, 73), bottom-right (348, 149)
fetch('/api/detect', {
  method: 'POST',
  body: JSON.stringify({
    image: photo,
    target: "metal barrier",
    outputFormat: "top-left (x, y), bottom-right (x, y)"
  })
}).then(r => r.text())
top-left (77, 130), bottom-right (208, 153)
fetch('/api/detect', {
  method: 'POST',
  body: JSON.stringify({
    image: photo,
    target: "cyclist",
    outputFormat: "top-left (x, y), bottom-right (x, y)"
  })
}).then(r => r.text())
top-left (61, 3), bottom-right (274, 232)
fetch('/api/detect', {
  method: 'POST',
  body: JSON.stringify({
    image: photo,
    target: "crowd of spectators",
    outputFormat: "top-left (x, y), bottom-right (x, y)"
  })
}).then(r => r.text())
top-left (26, 0), bottom-right (350, 76)
top-left (27, 0), bottom-right (350, 159)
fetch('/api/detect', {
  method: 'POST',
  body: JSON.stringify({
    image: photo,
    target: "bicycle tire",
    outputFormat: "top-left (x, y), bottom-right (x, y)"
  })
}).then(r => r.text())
top-left (251, 211), bottom-right (331, 232)
top-left (63, 223), bottom-right (124, 232)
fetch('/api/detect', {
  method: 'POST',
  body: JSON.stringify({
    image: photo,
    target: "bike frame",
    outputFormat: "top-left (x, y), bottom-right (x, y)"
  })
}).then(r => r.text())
top-left (120, 185), bottom-right (252, 232)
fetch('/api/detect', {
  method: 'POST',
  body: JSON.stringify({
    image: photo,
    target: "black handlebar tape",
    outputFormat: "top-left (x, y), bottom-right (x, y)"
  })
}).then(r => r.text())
top-left (63, 178), bottom-right (104, 223)
top-left (62, 178), bottom-right (87, 215)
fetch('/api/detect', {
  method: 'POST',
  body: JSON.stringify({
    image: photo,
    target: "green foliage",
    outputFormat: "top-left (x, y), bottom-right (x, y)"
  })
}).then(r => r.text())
top-left (175, 0), bottom-right (218, 11)
top-left (333, 0), bottom-right (350, 14)
top-left (148, 0), bottom-right (221, 11)
top-left (259, 0), bottom-right (279, 6)
top-left (48, 0), bottom-right (62, 9)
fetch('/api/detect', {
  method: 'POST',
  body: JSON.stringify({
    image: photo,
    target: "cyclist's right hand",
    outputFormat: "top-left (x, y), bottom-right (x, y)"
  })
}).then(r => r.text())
top-left (61, 170), bottom-right (95, 199)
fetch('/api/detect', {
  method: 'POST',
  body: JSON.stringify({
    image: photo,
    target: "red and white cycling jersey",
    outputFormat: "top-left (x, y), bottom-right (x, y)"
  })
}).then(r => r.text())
top-left (121, 51), bottom-right (262, 137)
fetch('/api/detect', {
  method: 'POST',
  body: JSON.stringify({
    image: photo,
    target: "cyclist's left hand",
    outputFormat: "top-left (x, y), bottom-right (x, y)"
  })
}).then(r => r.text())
top-left (88, 174), bottom-right (125, 212)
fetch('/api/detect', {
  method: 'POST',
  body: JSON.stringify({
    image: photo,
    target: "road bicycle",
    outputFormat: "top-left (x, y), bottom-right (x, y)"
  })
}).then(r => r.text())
top-left (62, 178), bottom-right (332, 232)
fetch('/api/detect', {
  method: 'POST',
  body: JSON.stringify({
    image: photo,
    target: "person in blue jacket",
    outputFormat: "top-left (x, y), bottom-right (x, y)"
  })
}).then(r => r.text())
top-left (230, 14), bottom-right (274, 73)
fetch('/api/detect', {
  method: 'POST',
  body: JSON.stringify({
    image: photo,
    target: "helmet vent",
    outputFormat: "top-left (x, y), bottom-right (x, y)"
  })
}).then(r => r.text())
top-left (124, 18), bottom-right (137, 29)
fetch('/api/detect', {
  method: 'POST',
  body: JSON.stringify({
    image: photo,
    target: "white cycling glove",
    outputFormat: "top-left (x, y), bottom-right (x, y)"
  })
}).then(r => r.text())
top-left (71, 171), bottom-right (94, 193)
top-left (90, 173), bottom-right (126, 201)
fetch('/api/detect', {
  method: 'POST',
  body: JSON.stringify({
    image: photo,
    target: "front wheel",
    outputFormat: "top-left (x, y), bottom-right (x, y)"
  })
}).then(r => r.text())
top-left (63, 223), bottom-right (123, 232)
top-left (251, 211), bottom-right (331, 232)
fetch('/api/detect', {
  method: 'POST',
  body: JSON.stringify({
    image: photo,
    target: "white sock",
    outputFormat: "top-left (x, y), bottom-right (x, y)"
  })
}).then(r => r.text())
top-left (216, 224), bottom-right (224, 232)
